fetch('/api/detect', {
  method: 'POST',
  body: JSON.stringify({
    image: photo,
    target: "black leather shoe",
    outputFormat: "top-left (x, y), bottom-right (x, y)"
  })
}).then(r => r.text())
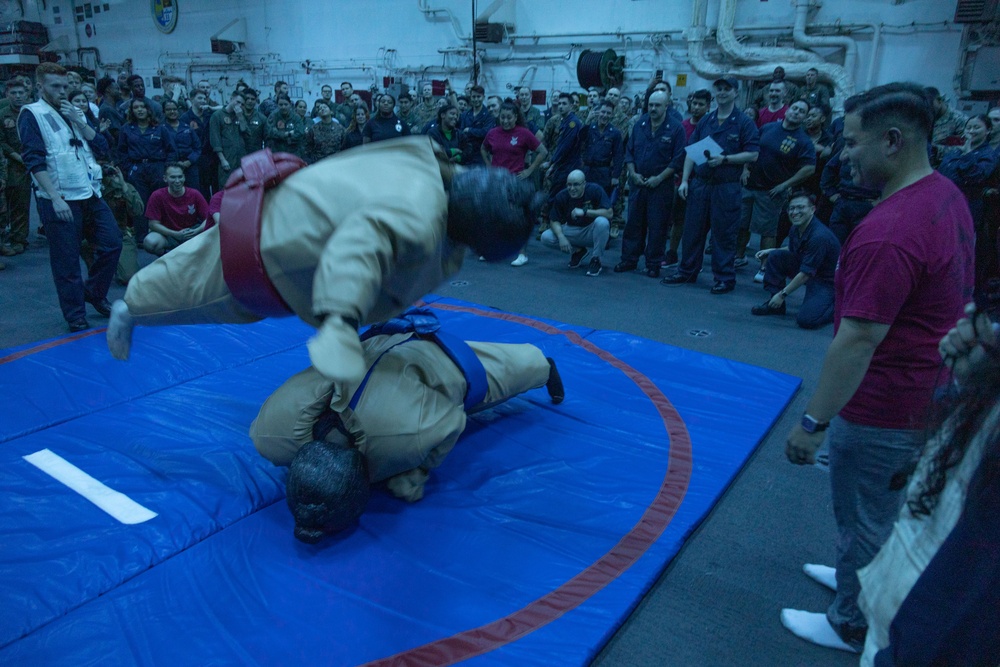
top-left (568, 247), bottom-right (587, 268)
top-left (613, 261), bottom-right (637, 273)
top-left (751, 299), bottom-right (787, 316)
top-left (646, 265), bottom-right (660, 278)
top-left (68, 318), bottom-right (91, 333)
top-left (710, 281), bottom-right (736, 295)
top-left (85, 295), bottom-right (113, 317)
top-left (545, 358), bottom-right (565, 404)
top-left (661, 273), bottom-right (696, 286)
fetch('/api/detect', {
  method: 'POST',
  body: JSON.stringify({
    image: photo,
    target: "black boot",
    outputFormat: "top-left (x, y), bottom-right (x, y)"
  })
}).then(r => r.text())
top-left (546, 357), bottom-right (565, 404)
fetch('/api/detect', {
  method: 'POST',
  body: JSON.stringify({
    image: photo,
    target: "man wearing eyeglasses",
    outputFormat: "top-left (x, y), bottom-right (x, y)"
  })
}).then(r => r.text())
top-left (750, 191), bottom-right (839, 328)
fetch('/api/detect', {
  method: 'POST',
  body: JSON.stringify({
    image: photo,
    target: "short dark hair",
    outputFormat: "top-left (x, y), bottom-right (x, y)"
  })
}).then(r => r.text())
top-left (274, 80), bottom-right (287, 91)
top-left (787, 190), bottom-right (816, 206)
top-left (242, 88), bottom-right (258, 99)
top-left (230, 90), bottom-right (245, 100)
top-left (469, 85), bottom-right (485, 96)
top-left (126, 74), bottom-right (143, 87)
top-left (340, 81), bottom-right (352, 88)
top-left (691, 89), bottom-right (712, 104)
top-left (164, 162), bottom-right (186, 174)
top-left (36, 63), bottom-right (67, 79)
top-left (275, 94), bottom-right (291, 104)
top-left (807, 67), bottom-right (819, 75)
top-left (810, 101), bottom-right (830, 118)
top-left (321, 84), bottom-right (332, 92)
top-left (380, 93), bottom-right (396, 106)
top-left (844, 82), bottom-right (934, 141)
top-left (398, 91), bottom-right (412, 102)
top-left (601, 100), bottom-right (616, 111)
top-left (557, 92), bottom-right (574, 103)
top-left (95, 76), bottom-right (114, 95)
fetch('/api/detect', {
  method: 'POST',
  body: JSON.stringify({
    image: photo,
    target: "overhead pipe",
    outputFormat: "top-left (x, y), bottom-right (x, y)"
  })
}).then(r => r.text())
top-left (716, 0), bottom-right (821, 64)
top-left (685, 0), bottom-right (853, 109)
top-left (793, 0), bottom-right (858, 85)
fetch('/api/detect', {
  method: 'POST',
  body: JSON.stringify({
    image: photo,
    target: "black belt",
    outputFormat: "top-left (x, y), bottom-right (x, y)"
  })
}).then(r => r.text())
top-left (134, 158), bottom-right (165, 164)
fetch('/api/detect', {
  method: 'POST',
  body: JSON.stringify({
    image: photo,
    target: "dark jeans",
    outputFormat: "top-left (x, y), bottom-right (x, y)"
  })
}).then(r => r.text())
top-left (621, 181), bottom-right (675, 267)
top-left (38, 195), bottom-right (122, 323)
top-left (677, 178), bottom-right (741, 284)
top-left (763, 249), bottom-right (835, 329)
top-left (126, 161), bottom-right (166, 241)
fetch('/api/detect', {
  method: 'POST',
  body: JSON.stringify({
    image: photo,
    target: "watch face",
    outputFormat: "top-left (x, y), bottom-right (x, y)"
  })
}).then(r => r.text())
top-left (801, 415), bottom-right (818, 433)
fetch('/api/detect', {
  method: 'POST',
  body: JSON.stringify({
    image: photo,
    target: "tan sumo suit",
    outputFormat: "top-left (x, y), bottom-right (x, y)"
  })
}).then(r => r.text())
top-left (122, 137), bottom-right (465, 386)
top-left (250, 332), bottom-right (552, 501)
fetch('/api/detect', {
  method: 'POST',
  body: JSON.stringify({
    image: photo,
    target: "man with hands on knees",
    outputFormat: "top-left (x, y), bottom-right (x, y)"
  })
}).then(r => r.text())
top-left (779, 83), bottom-right (974, 656)
top-left (540, 169), bottom-right (612, 277)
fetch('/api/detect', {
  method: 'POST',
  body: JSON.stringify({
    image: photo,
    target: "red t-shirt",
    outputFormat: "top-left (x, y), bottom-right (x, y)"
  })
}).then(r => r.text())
top-left (682, 118), bottom-right (698, 142)
top-left (145, 187), bottom-right (210, 232)
top-left (834, 171), bottom-right (974, 429)
top-left (206, 190), bottom-right (224, 228)
top-left (756, 105), bottom-right (787, 128)
top-left (482, 125), bottom-right (540, 174)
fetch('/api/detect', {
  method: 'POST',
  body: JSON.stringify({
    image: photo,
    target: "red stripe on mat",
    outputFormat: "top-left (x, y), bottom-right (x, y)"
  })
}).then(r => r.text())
top-left (363, 303), bottom-right (693, 666)
top-left (0, 328), bottom-right (106, 366)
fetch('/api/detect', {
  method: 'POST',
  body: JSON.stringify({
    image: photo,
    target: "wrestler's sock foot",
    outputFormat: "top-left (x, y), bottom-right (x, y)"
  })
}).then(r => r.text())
top-left (780, 609), bottom-right (858, 653)
top-left (803, 563), bottom-right (837, 591)
top-left (546, 358), bottom-right (564, 404)
top-left (106, 300), bottom-right (135, 360)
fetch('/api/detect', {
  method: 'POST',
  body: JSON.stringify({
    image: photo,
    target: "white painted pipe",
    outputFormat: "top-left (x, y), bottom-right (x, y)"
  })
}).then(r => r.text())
top-left (793, 0), bottom-right (858, 85)
top-left (716, 0), bottom-right (821, 64)
top-left (865, 22), bottom-right (882, 90)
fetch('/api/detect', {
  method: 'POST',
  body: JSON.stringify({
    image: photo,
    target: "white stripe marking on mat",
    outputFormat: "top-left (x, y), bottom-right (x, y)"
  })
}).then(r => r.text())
top-left (23, 449), bottom-right (158, 524)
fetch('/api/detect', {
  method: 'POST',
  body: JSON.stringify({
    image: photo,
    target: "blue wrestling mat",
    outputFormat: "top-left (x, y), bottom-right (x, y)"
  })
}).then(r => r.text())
top-left (0, 296), bottom-right (800, 665)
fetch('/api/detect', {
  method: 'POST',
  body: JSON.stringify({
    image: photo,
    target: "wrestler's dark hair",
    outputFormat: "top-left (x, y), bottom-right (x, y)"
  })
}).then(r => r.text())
top-left (286, 440), bottom-right (370, 544)
top-left (843, 82), bottom-right (934, 141)
top-left (447, 168), bottom-right (545, 262)
top-left (909, 341), bottom-right (1000, 517)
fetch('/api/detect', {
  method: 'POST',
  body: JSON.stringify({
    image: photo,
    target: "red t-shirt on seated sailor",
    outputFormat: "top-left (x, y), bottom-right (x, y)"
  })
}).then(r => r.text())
top-left (144, 187), bottom-right (210, 232)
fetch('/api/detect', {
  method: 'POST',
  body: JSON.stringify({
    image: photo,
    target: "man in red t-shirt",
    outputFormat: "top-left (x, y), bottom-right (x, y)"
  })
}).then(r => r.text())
top-left (756, 81), bottom-right (789, 128)
top-left (143, 163), bottom-right (210, 255)
top-left (780, 83), bottom-right (975, 654)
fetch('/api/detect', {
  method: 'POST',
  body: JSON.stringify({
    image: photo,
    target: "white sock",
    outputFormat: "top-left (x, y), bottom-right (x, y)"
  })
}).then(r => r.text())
top-left (803, 563), bottom-right (837, 591)
top-left (780, 609), bottom-right (858, 653)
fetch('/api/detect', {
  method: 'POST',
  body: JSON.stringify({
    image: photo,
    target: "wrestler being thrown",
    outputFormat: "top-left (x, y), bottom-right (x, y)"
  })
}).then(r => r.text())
top-left (250, 308), bottom-right (565, 543)
top-left (107, 137), bottom-right (545, 391)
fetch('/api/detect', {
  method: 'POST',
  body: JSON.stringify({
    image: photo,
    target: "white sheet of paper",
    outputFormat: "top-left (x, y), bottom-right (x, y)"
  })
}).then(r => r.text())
top-left (685, 136), bottom-right (724, 165)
